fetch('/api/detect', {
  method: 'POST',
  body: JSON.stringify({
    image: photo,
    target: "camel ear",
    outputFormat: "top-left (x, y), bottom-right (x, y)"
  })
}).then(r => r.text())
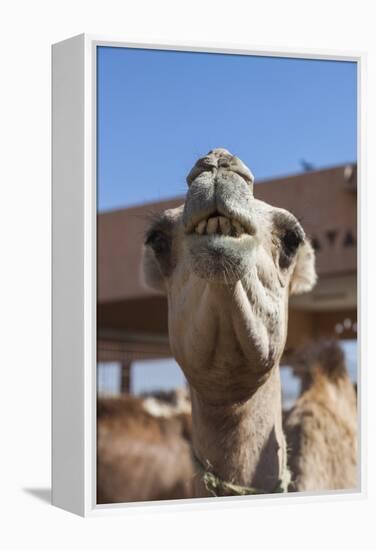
top-left (141, 246), bottom-right (166, 293)
top-left (290, 240), bottom-right (317, 295)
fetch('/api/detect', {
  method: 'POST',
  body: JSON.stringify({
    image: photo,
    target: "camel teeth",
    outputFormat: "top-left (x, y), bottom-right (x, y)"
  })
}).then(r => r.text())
top-left (219, 216), bottom-right (231, 235)
top-left (194, 216), bottom-right (247, 237)
top-left (232, 220), bottom-right (244, 237)
top-left (195, 220), bottom-right (207, 234)
top-left (207, 217), bottom-right (219, 235)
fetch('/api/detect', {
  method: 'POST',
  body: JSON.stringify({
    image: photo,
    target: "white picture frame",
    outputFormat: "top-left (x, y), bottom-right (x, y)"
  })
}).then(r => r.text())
top-left (52, 33), bottom-right (366, 517)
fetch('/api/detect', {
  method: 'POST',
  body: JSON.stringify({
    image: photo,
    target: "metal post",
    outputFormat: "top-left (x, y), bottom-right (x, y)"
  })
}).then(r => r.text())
top-left (120, 358), bottom-right (132, 394)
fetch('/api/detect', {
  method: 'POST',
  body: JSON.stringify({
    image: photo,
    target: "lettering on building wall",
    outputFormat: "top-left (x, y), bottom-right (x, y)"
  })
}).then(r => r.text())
top-left (311, 229), bottom-right (357, 252)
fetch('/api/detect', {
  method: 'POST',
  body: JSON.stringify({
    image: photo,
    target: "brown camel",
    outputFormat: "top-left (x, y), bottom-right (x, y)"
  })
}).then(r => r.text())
top-left (97, 393), bottom-right (194, 503)
top-left (284, 340), bottom-right (357, 491)
top-left (142, 148), bottom-right (317, 497)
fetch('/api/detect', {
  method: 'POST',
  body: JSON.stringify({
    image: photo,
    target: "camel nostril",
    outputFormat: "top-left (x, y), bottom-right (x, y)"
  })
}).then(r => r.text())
top-left (199, 157), bottom-right (217, 168)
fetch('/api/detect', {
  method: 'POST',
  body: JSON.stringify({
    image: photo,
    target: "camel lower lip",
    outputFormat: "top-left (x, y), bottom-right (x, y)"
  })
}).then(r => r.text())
top-left (187, 234), bottom-right (255, 283)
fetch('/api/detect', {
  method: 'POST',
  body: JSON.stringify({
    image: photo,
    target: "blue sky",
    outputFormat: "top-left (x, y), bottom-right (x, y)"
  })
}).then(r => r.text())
top-left (97, 46), bottom-right (357, 212)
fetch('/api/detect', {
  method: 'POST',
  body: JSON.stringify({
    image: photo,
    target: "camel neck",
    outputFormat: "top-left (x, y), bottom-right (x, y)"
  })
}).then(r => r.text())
top-left (190, 366), bottom-right (288, 496)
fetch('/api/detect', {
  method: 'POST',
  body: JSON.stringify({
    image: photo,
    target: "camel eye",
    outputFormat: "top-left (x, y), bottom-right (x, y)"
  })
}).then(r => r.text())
top-left (282, 229), bottom-right (302, 254)
top-left (145, 230), bottom-right (170, 255)
top-left (279, 228), bottom-right (303, 268)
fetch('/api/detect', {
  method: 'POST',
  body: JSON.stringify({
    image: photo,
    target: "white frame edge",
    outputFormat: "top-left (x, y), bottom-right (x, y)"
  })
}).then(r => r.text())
top-left (51, 33), bottom-right (366, 517)
top-left (52, 33), bottom-right (96, 517)
top-left (52, 34), bottom-right (85, 516)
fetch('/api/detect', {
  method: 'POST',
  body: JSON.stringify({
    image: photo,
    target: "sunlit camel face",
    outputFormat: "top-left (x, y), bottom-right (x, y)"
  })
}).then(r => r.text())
top-left (143, 149), bottom-right (316, 401)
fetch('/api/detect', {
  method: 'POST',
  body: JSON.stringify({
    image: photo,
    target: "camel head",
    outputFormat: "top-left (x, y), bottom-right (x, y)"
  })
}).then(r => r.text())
top-left (291, 339), bottom-right (348, 394)
top-left (143, 149), bottom-right (317, 403)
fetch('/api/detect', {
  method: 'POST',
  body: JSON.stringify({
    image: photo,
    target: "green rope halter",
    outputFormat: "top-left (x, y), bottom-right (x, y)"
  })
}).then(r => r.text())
top-left (192, 453), bottom-right (290, 497)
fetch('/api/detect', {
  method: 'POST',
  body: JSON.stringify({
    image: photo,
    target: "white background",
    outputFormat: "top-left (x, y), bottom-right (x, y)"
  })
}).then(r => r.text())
top-left (1, 1), bottom-right (375, 548)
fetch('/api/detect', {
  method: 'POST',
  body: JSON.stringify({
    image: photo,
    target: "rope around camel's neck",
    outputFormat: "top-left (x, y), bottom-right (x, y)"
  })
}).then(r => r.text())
top-left (192, 452), bottom-right (291, 496)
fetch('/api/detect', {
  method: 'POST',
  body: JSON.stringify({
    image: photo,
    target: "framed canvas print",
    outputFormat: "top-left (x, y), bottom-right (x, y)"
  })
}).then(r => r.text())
top-left (52, 34), bottom-right (364, 517)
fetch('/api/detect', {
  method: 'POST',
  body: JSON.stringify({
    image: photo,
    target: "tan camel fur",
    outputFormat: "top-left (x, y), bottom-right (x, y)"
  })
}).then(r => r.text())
top-left (97, 394), bottom-right (194, 503)
top-left (142, 148), bottom-right (317, 497)
top-left (284, 340), bottom-right (357, 491)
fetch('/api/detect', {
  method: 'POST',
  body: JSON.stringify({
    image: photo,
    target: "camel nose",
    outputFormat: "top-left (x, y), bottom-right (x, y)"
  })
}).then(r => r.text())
top-left (186, 148), bottom-right (254, 192)
top-left (218, 158), bottom-right (231, 168)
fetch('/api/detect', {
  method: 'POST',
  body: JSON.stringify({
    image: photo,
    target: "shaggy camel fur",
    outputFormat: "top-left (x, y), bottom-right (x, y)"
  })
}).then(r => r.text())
top-left (142, 387), bottom-right (191, 418)
top-left (284, 340), bottom-right (357, 491)
top-left (97, 394), bottom-right (194, 503)
top-left (143, 148), bottom-right (317, 496)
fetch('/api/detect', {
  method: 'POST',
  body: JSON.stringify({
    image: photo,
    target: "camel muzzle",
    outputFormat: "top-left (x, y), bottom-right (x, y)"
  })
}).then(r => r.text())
top-left (183, 149), bottom-right (256, 237)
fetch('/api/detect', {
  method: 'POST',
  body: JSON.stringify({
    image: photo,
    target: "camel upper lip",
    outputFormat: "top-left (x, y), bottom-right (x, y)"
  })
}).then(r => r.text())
top-left (184, 208), bottom-right (256, 237)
